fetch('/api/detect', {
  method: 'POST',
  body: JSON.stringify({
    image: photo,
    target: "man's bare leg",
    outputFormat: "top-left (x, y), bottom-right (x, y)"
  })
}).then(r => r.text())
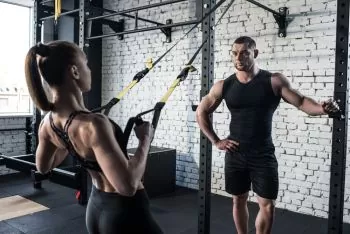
top-left (232, 192), bottom-right (249, 234)
top-left (255, 196), bottom-right (275, 234)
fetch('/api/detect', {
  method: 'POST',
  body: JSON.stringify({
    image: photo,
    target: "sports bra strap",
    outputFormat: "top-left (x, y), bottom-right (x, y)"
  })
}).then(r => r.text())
top-left (49, 111), bottom-right (102, 172)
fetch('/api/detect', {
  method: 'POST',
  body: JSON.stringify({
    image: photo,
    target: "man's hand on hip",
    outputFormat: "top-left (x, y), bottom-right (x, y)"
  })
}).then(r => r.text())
top-left (214, 139), bottom-right (239, 152)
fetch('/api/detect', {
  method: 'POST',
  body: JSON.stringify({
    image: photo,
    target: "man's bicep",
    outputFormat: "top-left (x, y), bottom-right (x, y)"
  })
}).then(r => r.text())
top-left (272, 73), bottom-right (303, 108)
top-left (197, 81), bottom-right (223, 113)
top-left (281, 84), bottom-right (304, 108)
top-left (203, 95), bottom-right (223, 113)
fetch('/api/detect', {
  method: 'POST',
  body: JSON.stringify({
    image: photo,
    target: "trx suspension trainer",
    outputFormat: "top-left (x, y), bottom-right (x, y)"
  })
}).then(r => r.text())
top-left (92, 0), bottom-right (229, 115)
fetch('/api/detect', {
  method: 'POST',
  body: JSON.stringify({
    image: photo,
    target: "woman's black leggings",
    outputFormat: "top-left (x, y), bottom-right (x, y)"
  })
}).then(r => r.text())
top-left (86, 186), bottom-right (163, 234)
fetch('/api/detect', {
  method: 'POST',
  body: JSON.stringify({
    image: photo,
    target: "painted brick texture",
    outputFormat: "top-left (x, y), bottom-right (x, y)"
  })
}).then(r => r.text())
top-left (0, 116), bottom-right (28, 175)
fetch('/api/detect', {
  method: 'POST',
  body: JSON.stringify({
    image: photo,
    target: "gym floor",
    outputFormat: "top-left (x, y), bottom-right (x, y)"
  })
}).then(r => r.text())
top-left (1, 173), bottom-right (349, 234)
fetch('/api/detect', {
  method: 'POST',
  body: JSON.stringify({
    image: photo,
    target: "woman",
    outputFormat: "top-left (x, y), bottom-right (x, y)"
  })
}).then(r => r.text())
top-left (25, 40), bottom-right (163, 234)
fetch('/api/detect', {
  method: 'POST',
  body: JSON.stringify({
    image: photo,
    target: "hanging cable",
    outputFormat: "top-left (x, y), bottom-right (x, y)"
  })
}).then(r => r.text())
top-left (122, 0), bottom-right (236, 148)
top-left (92, 0), bottom-right (228, 115)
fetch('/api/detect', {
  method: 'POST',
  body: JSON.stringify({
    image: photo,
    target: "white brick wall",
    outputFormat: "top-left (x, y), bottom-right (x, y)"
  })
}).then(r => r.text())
top-left (103, 0), bottom-right (350, 222)
top-left (0, 116), bottom-right (29, 175)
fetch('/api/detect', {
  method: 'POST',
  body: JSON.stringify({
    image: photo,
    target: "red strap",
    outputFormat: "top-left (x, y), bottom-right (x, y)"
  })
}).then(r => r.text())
top-left (75, 190), bottom-right (81, 200)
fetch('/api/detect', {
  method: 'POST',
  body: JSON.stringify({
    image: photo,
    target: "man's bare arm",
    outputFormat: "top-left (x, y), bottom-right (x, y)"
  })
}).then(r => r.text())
top-left (272, 73), bottom-right (338, 116)
top-left (196, 81), bottom-right (224, 144)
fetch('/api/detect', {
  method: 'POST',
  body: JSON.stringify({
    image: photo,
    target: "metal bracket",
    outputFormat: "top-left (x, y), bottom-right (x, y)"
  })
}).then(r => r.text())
top-left (273, 7), bottom-right (288, 37)
top-left (39, 5), bottom-right (55, 18)
top-left (246, 1), bottom-right (288, 37)
top-left (160, 19), bottom-right (173, 43)
top-left (102, 19), bottom-right (125, 40)
top-left (87, 4), bottom-right (125, 40)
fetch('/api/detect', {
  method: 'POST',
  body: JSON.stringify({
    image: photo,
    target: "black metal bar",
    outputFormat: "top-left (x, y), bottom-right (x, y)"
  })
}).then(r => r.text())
top-left (40, 8), bottom-right (80, 20)
top-left (245, 0), bottom-right (283, 16)
top-left (49, 168), bottom-right (79, 189)
top-left (25, 117), bottom-right (32, 154)
top-left (10, 154), bottom-right (35, 159)
top-left (78, 1), bottom-right (86, 48)
top-left (90, 6), bottom-right (164, 26)
top-left (134, 11), bottom-right (138, 29)
top-left (120, 14), bottom-right (164, 25)
top-left (40, 0), bottom-right (54, 4)
top-left (2, 154), bottom-right (37, 174)
top-left (87, 19), bottom-right (200, 40)
top-left (51, 167), bottom-right (76, 178)
top-left (78, 0), bottom-right (92, 206)
top-left (198, 0), bottom-right (214, 233)
top-left (0, 128), bottom-right (27, 132)
top-left (87, 0), bottom-right (186, 21)
top-left (32, 0), bottom-right (42, 154)
top-left (83, 0), bottom-right (103, 110)
top-left (121, 12), bottom-right (162, 26)
top-left (74, 0), bottom-right (80, 44)
top-left (328, 0), bottom-right (349, 233)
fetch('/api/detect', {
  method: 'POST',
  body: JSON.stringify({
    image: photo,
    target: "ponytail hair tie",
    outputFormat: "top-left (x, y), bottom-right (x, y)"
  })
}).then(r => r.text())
top-left (35, 42), bottom-right (50, 57)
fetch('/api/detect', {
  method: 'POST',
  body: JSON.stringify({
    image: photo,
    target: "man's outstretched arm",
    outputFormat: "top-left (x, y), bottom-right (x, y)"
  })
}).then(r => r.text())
top-left (272, 73), bottom-right (339, 116)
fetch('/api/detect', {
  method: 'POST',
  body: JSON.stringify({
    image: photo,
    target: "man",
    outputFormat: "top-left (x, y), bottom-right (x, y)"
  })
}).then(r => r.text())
top-left (195, 36), bottom-right (339, 234)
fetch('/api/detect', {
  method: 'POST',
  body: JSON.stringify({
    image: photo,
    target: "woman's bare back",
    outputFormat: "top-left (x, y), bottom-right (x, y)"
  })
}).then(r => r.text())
top-left (40, 112), bottom-right (144, 193)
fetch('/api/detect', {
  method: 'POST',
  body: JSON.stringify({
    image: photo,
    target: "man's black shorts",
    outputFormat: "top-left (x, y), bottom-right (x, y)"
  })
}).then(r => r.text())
top-left (224, 144), bottom-right (279, 200)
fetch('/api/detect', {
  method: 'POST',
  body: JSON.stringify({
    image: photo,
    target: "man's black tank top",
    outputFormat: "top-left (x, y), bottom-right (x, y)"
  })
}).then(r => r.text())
top-left (222, 69), bottom-right (281, 146)
top-left (49, 111), bottom-right (128, 172)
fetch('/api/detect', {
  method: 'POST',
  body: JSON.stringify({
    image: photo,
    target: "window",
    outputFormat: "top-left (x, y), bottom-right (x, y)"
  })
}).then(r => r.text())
top-left (0, 2), bottom-right (32, 114)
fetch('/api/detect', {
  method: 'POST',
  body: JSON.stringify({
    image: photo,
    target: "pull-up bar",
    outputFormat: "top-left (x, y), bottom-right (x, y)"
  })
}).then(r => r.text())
top-left (87, 0), bottom-right (186, 22)
top-left (90, 6), bottom-right (164, 26)
top-left (87, 19), bottom-right (200, 40)
top-left (40, 8), bottom-right (80, 21)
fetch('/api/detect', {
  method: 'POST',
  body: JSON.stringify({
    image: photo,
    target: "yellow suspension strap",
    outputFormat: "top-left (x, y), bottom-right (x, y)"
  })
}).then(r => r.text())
top-left (54, 0), bottom-right (61, 24)
top-left (91, 58), bottom-right (153, 115)
top-left (122, 0), bottom-right (236, 147)
top-left (122, 64), bottom-right (197, 147)
top-left (92, 0), bottom-right (228, 116)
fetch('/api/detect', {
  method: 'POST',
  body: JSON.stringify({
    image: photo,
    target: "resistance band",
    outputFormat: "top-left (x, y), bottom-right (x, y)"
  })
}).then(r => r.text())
top-left (92, 0), bottom-right (228, 115)
top-left (122, 0), bottom-right (236, 147)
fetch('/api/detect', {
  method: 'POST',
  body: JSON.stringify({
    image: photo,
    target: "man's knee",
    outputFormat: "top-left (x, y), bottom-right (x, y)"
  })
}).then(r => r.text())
top-left (232, 192), bottom-right (249, 207)
top-left (257, 196), bottom-right (275, 214)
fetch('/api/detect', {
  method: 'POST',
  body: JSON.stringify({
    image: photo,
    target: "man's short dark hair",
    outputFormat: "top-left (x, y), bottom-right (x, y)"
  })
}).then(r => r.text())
top-left (234, 36), bottom-right (256, 49)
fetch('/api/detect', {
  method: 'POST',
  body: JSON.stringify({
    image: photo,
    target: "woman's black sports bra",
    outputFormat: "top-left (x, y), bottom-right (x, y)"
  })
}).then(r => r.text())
top-left (49, 111), bottom-right (129, 172)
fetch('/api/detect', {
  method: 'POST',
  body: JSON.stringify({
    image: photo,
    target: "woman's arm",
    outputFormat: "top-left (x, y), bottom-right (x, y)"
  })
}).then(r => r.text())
top-left (36, 121), bottom-right (68, 174)
top-left (88, 115), bottom-right (152, 196)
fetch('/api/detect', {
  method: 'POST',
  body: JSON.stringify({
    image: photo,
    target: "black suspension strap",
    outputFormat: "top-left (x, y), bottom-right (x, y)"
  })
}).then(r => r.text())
top-left (92, 0), bottom-right (228, 115)
top-left (123, 0), bottom-right (235, 148)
